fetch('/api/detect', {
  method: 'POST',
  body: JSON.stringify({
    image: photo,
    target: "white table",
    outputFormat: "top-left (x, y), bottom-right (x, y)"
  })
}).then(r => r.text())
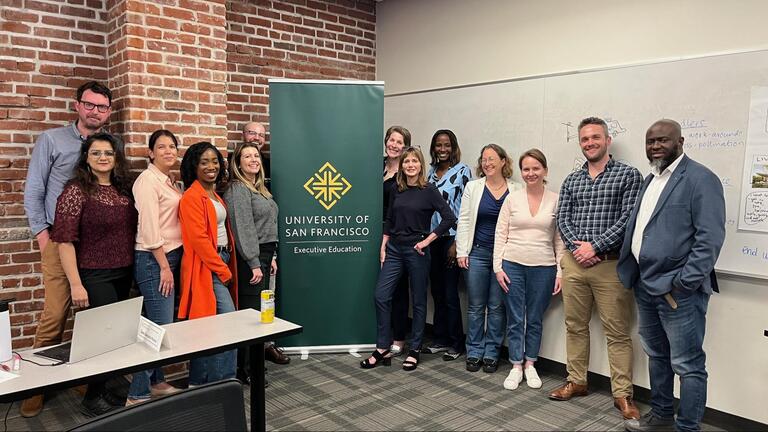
top-left (0, 309), bottom-right (302, 432)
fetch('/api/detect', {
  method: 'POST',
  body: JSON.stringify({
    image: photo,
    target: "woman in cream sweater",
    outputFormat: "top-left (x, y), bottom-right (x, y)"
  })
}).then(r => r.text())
top-left (494, 148), bottom-right (565, 391)
top-left (456, 144), bottom-right (520, 373)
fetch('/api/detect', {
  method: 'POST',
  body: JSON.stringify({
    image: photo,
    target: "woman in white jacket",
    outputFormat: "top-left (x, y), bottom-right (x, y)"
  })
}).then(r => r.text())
top-left (456, 144), bottom-right (520, 373)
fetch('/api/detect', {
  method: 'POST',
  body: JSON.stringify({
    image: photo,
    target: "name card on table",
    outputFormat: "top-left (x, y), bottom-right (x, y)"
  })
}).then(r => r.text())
top-left (137, 316), bottom-right (171, 352)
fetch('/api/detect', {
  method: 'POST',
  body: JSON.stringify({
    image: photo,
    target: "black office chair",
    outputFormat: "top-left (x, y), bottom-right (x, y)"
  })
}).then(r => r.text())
top-left (69, 379), bottom-right (247, 431)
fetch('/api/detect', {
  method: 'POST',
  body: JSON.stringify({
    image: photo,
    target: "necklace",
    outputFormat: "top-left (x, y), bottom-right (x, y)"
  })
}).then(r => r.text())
top-left (487, 179), bottom-right (506, 192)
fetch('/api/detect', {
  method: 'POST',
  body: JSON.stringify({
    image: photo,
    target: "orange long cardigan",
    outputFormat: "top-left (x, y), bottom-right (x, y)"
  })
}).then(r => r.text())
top-left (178, 180), bottom-right (238, 319)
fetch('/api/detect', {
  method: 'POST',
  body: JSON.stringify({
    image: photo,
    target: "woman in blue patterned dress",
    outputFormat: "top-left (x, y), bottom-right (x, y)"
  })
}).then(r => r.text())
top-left (423, 129), bottom-right (472, 361)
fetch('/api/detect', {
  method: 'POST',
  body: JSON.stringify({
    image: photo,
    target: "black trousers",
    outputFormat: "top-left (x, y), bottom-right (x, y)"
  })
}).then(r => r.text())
top-left (79, 266), bottom-right (132, 400)
top-left (236, 242), bottom-right (277, 375)
top-left (429, 236), bottom-right (464, 352)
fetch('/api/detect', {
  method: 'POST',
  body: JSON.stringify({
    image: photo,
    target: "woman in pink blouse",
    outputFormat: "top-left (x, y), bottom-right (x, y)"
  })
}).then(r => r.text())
top-left (51, 132), bottom-right (137, 416)
top-left (127, 130), bottom-right (183, 405)
top-left (493, 148), bottom-right (565, 391)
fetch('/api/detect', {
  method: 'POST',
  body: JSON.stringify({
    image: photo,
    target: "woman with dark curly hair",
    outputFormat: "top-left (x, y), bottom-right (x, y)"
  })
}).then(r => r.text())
top-left (50, 132), bottom-right (137, 415)
top-left (178, 142), bottom-right (238, 385)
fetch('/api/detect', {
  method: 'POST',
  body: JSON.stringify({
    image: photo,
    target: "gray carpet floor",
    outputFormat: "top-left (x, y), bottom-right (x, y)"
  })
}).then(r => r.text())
top-left (1, 352), bottom-right (725, 431)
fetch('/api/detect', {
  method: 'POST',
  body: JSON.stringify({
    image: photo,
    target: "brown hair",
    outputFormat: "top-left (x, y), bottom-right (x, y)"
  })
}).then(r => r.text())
top-left (578, 116), bottom-right (609, 137)
top-left (384, 125), bottom-right (411, 148)
top-left (475, 143), bottom-right (513, 179)
top-left (396, 147), bottom-right (428, 192)
top-left (518, 148), bottom-right (549, 184)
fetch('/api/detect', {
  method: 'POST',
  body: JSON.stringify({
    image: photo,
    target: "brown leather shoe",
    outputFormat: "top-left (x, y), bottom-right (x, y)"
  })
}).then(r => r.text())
top-left (20, 394), bottom-right (44, 418)
top-left (265, 345), bottom-right (290, 365)
top-left (548, 381), bottom-right (588, 400)
top-left (614, 396), bottom-right (640, 420)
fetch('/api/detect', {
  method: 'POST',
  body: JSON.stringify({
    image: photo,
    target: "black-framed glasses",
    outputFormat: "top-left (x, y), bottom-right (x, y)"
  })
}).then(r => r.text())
top-left (79, 101), bottom-right (111, 113)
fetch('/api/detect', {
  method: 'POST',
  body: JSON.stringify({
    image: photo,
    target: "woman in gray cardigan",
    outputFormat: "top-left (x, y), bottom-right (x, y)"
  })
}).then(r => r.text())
top-left (224, 142), bottom-right (279, 382)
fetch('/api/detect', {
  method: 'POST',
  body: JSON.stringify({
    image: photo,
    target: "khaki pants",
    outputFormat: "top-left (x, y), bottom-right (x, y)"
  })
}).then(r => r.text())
top-left (33, 241), bottom-right (72, 348)
top-left (561, 252), bottom-right (634, 397)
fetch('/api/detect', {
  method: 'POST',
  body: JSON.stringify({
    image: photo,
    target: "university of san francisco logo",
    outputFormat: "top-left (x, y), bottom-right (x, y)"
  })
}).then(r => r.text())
top-left (303, 162), bottom-right (352, 210)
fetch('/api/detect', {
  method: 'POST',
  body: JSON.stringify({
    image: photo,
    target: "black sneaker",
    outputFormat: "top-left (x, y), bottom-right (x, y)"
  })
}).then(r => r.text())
top-left (81, 396), bottom-right (118, 417)
top-left (624, 412), bottom-right (675, 432)
top-left (101, 391), bottom-right (126, 407)
top-left (423, 344), bottom-right (450, 354)
top-left (442, 349), bottom-right (462, 361)
top-left (236, 369), bottom-right (251, 386)
top-left (466, 357), bottom-right (481, 372)
top-left (482, 358), bottom-right (499, 373)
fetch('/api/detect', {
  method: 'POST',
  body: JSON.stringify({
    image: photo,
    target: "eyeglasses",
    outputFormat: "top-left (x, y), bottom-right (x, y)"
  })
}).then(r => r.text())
top-left (244, 130), bottom-right (266, 138)
top-left (79, 101), bottom-right (111, 113)
top-left (88, 150), bottom-right (116, 158)
top-left (481, 157), bottom-right (500, 164)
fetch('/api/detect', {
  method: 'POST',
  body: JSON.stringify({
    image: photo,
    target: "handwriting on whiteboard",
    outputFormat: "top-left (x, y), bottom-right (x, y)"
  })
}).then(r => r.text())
top-left (743, 191), bottom-right (768, 225)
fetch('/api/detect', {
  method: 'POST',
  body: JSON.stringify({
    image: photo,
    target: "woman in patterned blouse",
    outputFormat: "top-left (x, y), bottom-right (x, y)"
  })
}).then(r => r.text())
top-left (423, 129), bottom-right (472, 361)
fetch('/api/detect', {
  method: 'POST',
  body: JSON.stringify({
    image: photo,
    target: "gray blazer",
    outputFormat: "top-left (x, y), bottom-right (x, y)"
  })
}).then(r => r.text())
top-left (617, 155), bottom-right (726, 296)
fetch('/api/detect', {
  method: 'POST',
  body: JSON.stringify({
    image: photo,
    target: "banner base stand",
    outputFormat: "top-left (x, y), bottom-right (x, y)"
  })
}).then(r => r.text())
top-left (281, 344), bottom-right (376, 357)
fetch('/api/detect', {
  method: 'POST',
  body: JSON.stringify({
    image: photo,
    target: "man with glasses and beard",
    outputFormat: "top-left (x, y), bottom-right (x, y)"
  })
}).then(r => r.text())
top-left (21, 81), bottom-right (114, 417)
top-left (618, 119), bottom-right (725, 432)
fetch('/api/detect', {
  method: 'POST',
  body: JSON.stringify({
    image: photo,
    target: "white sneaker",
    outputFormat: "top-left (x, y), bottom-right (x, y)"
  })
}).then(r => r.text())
top-left (503, 367), bottom-right (523, 390)
top-left (524, 365), bottom-right (542, 389)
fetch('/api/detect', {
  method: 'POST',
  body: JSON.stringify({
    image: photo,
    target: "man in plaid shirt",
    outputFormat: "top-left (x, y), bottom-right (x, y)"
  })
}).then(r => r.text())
top-left (549, 117), bottom-right (643, 421)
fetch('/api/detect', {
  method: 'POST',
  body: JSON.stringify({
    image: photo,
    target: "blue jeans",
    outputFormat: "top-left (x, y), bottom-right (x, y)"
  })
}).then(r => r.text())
top-left (375, 241), bottom-right (430, 350)
top-left (634, 287), bottom-right (709, 432)
top-left (188, 249), bottom-right (237, 385)
top-left (464, 245), bottom-right (505, 360)
top-left (128, 247), bottom-right (182, 399)
top-left (502, 261), bottom-right (555, 364)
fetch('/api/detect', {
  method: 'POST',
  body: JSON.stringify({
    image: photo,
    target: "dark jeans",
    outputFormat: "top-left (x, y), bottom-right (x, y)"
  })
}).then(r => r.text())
top-left (128, 247), bottom-right (182, 399)
top-left (391, 273), bottom-right (410, 341)
top-left (428, 236), bottom-right (463, 352)
top-left (79, 265), bottom-right (132, 400)
top-left (635, 287), bottom-right (709, 432)
top-left (375, 241), bottom-right (430, 350)
top-left (236, 242), bottom-right (277, 376)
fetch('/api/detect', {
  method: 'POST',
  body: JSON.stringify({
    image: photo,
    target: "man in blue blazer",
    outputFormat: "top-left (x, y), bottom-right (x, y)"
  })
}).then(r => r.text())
top-left (617, 119), bottom-right (725, 432)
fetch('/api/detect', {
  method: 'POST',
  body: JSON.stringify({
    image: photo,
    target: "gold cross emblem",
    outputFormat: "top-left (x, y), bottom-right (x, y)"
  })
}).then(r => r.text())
top-left (303, 162), bottom-right (352, 210)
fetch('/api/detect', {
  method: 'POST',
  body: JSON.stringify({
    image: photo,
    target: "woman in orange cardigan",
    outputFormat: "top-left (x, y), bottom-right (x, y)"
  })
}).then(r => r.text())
top-left (178, 141), bottom-right (238, 385)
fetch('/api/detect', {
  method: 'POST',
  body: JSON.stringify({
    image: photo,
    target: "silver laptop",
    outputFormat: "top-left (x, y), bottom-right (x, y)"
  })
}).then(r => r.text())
top-left (34, 296), bottom-right (143, 363)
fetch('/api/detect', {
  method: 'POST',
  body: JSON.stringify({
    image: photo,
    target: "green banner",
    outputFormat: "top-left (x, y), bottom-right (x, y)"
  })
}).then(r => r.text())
top-left (270, 80), bottom-right (383, 348)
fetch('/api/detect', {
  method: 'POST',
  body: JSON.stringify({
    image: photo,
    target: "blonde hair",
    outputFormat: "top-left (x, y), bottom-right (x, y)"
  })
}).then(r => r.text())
top-left (396, 147), bottom-right (428, 192)
top-left (228, 142), bottom-right (272, 198)
top-left (475, 143), bottom-right (513, 179)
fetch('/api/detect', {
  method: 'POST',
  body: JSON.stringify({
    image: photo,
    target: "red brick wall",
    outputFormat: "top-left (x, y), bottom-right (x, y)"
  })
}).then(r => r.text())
top-left (0, 0), bottom-right (376, 349)
top-left (226, 0), bottom-right (376, 148)
top-left (0, 0), bottom-right (110, 347)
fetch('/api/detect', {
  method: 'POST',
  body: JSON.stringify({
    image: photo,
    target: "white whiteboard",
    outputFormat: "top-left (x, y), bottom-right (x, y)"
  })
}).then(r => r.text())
top-left (385, 50), bottom-right (768, 279)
